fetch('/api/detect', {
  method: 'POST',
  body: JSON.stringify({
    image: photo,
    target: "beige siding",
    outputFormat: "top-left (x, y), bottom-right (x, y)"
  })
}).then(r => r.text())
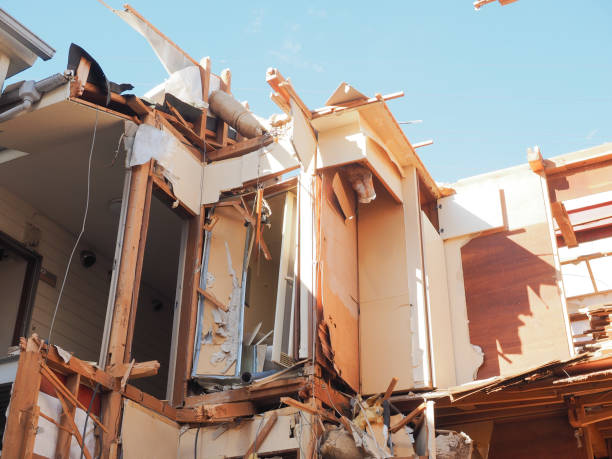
top-left (0, 185), bottom-right (112, 361)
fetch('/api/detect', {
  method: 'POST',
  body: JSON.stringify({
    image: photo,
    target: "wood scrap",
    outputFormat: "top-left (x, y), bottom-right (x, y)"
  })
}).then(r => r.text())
top-left (390, 402), bottom-right (427, 434)
top-left (242, 412), bottom-right (278, 459)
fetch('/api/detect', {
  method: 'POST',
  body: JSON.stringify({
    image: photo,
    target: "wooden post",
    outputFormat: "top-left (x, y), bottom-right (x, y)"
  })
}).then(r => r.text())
top-left (2, 337), bottom-right (42, 459)
top-left (171, 210), bottom-right (204, 406)
top-left (102, 161), bottom-right (151, 457)
top-left (106, 162), bottom-right (152, 367)
top-left (54, 373), bottom-right (81, 458)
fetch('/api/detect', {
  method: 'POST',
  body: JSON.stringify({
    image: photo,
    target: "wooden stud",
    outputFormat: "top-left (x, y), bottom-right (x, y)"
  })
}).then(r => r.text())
top-left (551, 201), bottom-right (578, 247)
top-left (390, 402), bottom-right (426, 433)
top-left (243, 412), bottom-right (278, 459)
top-left (172, 209), bottom-right (205, 406)
top-left (197, 286), bottom-right (228, 312)
top-left (383, 377), bottom-right (399, 402)
top-left (55, 391), bottom-right (93, 459)
top-left (255, 188), bottom-right (263, 260)
top-left (124, 164), bottom-right (153, 362)
top-left (54, 373), bottom-right (81, 459)
top-left (206, 134), bottom-right (274, 162)
top-left (2, 337), bottom-right (42, 459)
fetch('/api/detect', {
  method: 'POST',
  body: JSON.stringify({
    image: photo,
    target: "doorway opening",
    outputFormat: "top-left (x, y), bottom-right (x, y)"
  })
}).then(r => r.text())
top-left (130, 192), bottom-right (188, 399)
top-left (0, 231), bottom-right (41, 355)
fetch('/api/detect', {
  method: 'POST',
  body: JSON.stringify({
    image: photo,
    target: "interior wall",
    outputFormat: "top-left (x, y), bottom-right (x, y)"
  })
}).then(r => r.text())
top-left (243, 193), bottom-right (286, 345)
top-left (359, 179), bottom-right (414, 393)
top-left (489, 416), bottom-right (587, 459)
top-left (0, 185), bottom-right (112, 361)
top-left (0, 252), bottom-right (27, 353)
top-left (320, 170), bottom-right (360, 392)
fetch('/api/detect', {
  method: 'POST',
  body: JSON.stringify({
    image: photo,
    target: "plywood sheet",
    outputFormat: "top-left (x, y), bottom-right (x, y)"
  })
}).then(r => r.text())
top-left (291, 98), bottom-right (316, 171)
top-left (122, 399), bottom-right (179, 459)
top-left (421, 211), bottom-right (456, 388)
top-left (548, 160), bottom-right (612, 203)
top-left (195, 206), bottom-right (247, 376)
top-left (438, 187), bottom-right (504, 240)
top-left (489, 415), bottom-right (584, 459)
top-left (358, 181), bottom-right (413, 393)
top-left (320, 171), bottom-right (360, 391)
top-left (461, 223), bottom-right (571, 379)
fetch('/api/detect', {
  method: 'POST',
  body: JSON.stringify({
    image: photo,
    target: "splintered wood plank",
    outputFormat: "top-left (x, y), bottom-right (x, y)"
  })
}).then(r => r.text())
top-left (461, 224), bottom-right (571, 380)
top-left (319, 171), bottom-right (360, 391)
top-left (551, 201), bottom-right (578, 247)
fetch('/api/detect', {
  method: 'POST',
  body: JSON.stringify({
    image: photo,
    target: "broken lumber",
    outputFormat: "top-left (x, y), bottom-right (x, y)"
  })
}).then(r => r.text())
top-left (243, 412), bottom-right (278, 459)
top-left (206, 134), bottom-right (274, 162)
top-left (107, 360), bottom-right (160, 379)
top-left (390, 402), bottom-right (426, 433)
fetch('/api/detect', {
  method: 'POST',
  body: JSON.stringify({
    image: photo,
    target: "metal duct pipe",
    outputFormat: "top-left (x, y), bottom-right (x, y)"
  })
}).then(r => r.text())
top-left (209, 90), bottom-right (266, 138)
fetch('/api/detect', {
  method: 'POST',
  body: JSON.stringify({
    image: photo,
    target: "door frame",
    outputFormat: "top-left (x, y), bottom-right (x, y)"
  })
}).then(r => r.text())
top-left (0, 230), bottom-right (42, 346)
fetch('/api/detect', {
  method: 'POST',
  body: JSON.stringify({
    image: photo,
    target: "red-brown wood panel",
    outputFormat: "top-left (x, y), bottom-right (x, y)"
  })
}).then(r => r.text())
top-left (461, 224), bottom-right (570, 379)
top-left (489, 415), bottom-right (587, 459)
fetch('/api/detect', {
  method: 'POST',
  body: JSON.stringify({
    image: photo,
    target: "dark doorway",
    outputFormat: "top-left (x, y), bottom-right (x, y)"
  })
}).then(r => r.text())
top-left (0, 231), bottom-right (41, 355)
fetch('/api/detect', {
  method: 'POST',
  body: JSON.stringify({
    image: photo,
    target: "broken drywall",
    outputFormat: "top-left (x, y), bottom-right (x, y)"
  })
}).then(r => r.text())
top-left (127, 123), bottom-right (202, 213)
top-left (201, 135), bottom-right (299, 204)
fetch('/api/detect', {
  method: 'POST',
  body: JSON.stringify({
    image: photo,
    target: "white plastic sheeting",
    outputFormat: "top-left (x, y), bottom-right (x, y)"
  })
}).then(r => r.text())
top-left (33, 392), bottom-right (96, 458)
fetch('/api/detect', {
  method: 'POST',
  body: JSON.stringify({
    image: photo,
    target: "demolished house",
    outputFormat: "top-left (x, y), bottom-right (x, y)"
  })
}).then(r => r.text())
top-left (2, 4), bottom-right (612, 459)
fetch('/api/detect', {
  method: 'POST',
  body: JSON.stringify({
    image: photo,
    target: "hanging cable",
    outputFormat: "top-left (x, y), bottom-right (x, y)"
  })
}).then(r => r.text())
top-left (47, 109), bottom-right (99, 348)
top-left (194, 426), bottom-right (200, 459)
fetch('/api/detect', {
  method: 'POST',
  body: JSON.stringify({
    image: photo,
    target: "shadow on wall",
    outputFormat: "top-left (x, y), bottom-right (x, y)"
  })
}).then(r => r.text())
top-left (461, 224), bottom-right (567, 380)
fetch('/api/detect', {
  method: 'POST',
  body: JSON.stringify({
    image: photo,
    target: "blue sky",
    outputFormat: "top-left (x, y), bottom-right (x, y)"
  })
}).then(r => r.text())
top-left (4, 1), bottom-right (612, 183)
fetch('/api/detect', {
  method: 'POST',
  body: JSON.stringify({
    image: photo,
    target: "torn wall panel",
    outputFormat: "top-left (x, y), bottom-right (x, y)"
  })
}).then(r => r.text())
top-left (121, 399), bottom-right (179, 459)
top-left (193, 206), bottom-right (248, 377)
top-left (290, 98), bottom-right (316, 171)
top-left (201, 138), bottom-right (300, 204)
top-left (358, 181), bottom-right (414, 393)
top-left (319, 170), bottom-right (360, 391)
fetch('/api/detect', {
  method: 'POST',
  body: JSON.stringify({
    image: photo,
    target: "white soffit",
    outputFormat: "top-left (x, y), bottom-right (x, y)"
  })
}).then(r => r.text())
top-left (0, 85), bottom-right (124, 154)
top-left (437, 187), bottom-right (505, 240)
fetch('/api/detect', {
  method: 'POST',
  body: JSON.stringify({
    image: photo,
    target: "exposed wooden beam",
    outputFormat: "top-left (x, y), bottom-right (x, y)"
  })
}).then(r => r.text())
top-left (107, 360), bottom-right (160, 379)
top-left (551, 201), bottom-right (579, 247)
top-left (206, 134), bottom-right (273, 162)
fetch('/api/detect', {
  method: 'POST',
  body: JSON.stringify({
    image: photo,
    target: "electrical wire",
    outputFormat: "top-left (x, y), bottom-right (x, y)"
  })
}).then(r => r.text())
top-left (79, 382), bottom-right (101, 459)
top-left (194, 426), bottom-right (200, 459)
top-left (47, 109), bottom-right (99, 348)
